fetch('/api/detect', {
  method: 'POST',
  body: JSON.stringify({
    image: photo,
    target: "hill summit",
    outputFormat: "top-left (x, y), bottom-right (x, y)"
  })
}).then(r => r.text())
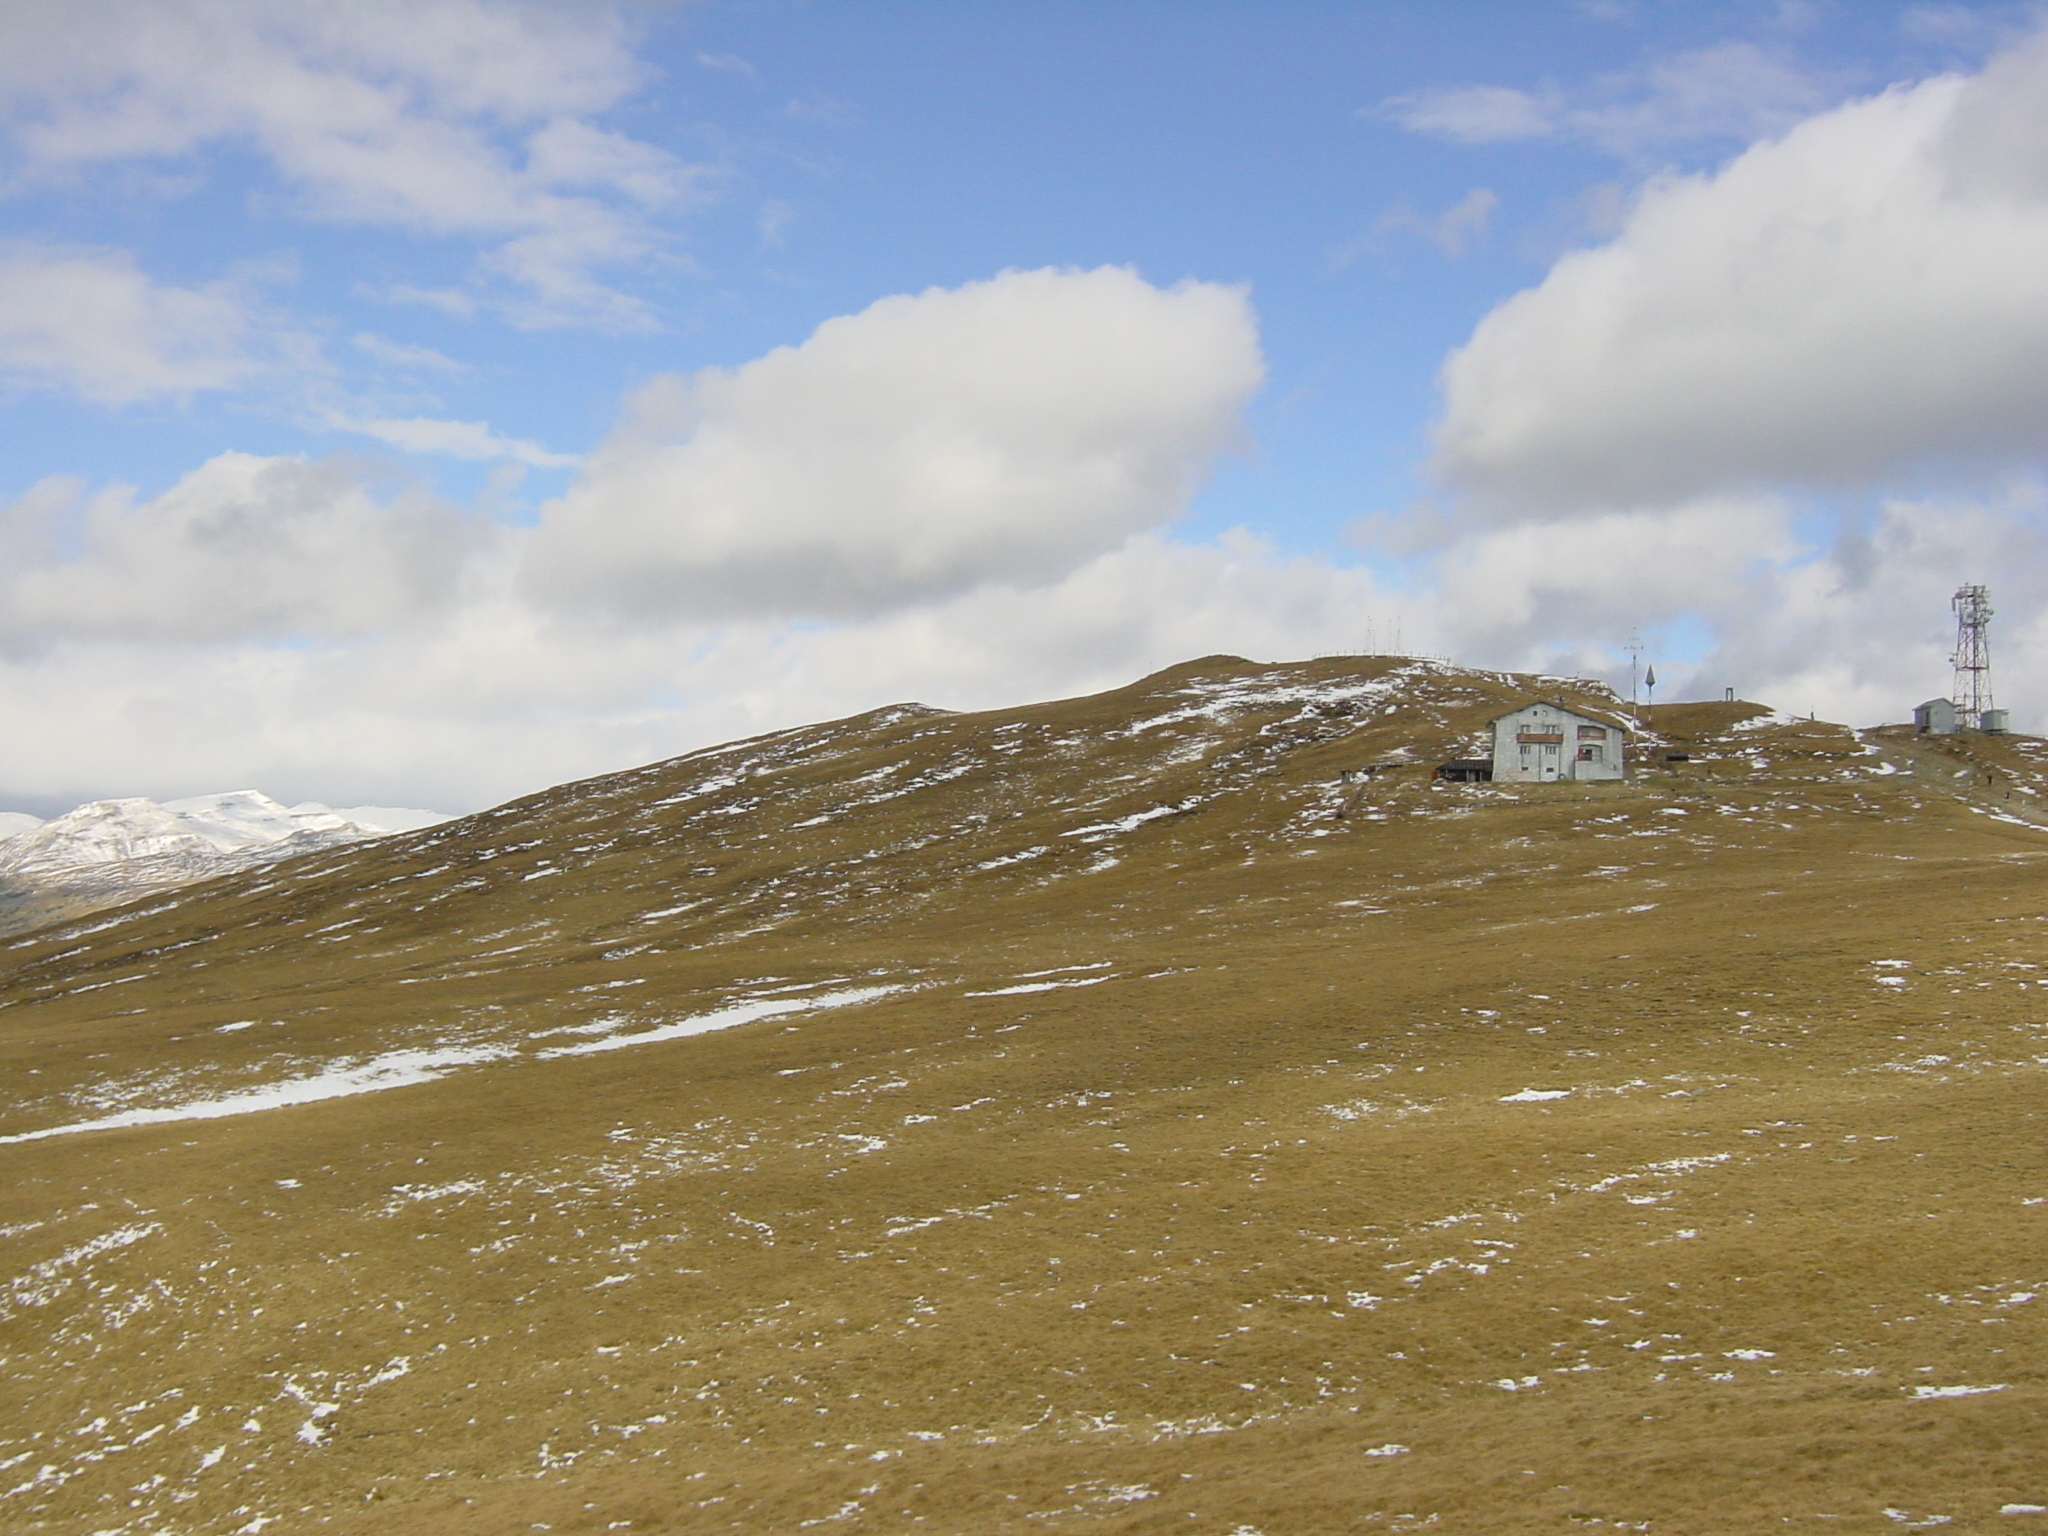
top-left (3, 655), bottom-right (2046, 1534)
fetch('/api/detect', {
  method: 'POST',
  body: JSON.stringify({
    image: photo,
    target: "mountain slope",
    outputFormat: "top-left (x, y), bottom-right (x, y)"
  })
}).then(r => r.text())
top-left (2, 656), bottom-right (2045, 1535)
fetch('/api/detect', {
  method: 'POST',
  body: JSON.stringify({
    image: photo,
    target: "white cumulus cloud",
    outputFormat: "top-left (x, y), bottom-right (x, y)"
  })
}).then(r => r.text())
top-left (522, 266), bottom-right (1265, 623)
top-left (1432, 26), bottom-right (2048, 514)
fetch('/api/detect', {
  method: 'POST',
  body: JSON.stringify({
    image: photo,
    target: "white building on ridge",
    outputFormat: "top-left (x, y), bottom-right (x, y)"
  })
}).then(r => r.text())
top-left (1489, 700), bottom-right (1629, 783)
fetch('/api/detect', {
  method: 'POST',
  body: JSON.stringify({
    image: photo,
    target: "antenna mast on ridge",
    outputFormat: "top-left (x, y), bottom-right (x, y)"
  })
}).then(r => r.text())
top-left (1951, 583), bottom-right (1994, 731)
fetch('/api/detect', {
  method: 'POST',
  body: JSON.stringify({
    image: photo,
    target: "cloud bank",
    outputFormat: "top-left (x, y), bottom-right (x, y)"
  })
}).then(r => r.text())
top-left (0, 454), bottom-right (488, 646)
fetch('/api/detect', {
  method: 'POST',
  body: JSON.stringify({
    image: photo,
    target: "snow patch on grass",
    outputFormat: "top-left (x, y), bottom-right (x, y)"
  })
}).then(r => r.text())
top-left (966, 975), bottom-right (1112, 997)
top-left (0, 1047), bottom-right (513, 1145)
top-left (534, 986), bottom-right (901, 1059)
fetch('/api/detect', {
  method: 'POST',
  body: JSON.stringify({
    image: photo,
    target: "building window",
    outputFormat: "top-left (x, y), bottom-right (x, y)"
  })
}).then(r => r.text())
top-left (1577, 724), bottom-right (1606, 740)
top-left (1579, 745), bottom-right (1604, 762)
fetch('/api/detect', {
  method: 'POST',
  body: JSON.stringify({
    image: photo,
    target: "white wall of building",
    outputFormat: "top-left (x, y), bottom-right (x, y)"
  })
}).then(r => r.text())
top-left (1913, 698), bottom-right (1958, 735)
top-left (1490, 701), bottom-right (1627, 783)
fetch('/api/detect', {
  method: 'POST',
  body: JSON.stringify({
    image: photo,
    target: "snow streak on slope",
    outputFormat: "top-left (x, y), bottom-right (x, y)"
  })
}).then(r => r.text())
top-left (533, 985), bottom-right (904, 1059)
top-left (0, 1043), bottom-right (512, 1145)
top-left (0, 983), bottom-right (909, 1144)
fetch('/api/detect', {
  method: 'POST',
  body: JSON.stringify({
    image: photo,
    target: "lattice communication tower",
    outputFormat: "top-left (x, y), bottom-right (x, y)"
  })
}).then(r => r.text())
top-left (1951, 583), bottom-right (1994, 730)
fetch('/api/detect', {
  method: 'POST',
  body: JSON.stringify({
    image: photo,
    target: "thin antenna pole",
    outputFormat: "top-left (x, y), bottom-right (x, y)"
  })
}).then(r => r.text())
top-left (1951, 584), bottom-right (1994, 730)
top-left (1625, 633), bottom-right (1644, 709)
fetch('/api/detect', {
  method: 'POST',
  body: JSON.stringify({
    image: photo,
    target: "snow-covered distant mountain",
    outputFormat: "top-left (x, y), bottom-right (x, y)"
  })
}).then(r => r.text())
top-left (0, 791), bottom-right (451, 922)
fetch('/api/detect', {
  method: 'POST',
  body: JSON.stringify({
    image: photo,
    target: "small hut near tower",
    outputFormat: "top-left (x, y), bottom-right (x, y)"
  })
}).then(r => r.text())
top-left (1488, 700), bottom-right (1629, 783)
top-left (1914, 698), bottom-right (1959, 736)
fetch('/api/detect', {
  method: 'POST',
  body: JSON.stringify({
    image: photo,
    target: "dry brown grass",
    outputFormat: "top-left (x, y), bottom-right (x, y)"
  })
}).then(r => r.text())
top-left (3, 657), bottom-right (2047, 1534)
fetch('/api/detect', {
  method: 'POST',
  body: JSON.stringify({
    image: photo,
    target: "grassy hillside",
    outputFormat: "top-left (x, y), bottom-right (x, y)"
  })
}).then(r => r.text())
top-left (3, 656), bottom-right (2045, 1535)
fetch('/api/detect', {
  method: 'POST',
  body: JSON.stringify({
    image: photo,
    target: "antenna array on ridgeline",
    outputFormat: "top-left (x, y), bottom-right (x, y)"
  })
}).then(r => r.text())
top-left (1951, 584), bottom-right (1994, 731)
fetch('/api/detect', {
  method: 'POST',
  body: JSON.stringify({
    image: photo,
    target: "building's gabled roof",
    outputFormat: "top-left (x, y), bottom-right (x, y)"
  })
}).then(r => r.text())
top-left (1915, 698), bottom-right (1955, 710)
top-left (1488, 698), bottom-right (1636, 735)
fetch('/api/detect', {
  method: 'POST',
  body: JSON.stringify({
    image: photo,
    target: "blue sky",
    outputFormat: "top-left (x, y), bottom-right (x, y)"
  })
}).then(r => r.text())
top-left (0, 1), bottom-right (2044, 811)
